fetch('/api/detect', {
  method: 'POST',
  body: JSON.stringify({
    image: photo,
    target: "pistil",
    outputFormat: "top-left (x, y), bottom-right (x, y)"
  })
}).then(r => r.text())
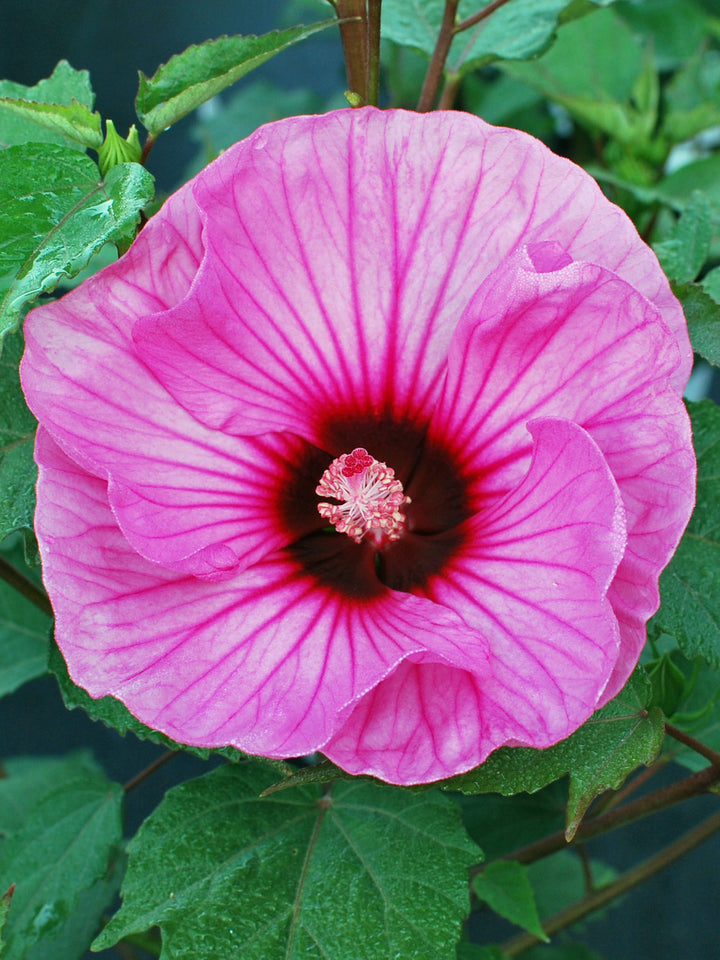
top-left (316, 447), bottom-right (410, 546)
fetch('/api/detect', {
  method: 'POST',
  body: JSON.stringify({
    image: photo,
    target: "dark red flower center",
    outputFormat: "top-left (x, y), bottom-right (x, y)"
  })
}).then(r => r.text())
top-left (280, 413), bottom-right (472, 597)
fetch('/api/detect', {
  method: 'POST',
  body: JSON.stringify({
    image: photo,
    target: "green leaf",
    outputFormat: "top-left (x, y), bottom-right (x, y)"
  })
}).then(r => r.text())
top-left (0, 331), bottom-right (37, 539)
top-left (473, 860), bottom-right (548, 941)
top-left (526, 850), bottom-right (616, 922)
top-left (656, 153), bottom-right (720, 221)
top-left (504, 9), bottom-right (656, 148)
top-left (654, 192), bottom-right (712, 284)
top-left (442, 670), bottom-right (664, 839)
top-left (506, 7), bottom-right (643, 103)
top-left (136, 23), bottom-right (336, 136)
top-left (524, 945), bottom-right (604, 960)
top-left (94, 762), bottom-right (480, 959)
top-left (656, 651), bottom-right (720, 773)
top-left (457, 943), bottom-right (506, 960)
top-left (260, 758), bottom-right (355, 795)
top-left (0, 145), bottom-right (154, 340)
top-left (0, 579), bottom-right (50, 698)
top-left (0, 753), bottom-right (99, 836)
top-left (0, 98), bottom-right (102, 150)
top-left (702, 266), bottom-right (720, 305)
top-left (48, 639), bottom-right (249, 764)
top-left (458, 781), bottom-right (567, 861)
top-left (653, 400), bottom-right (720, 669)
top-left (615, 0), bottom-right (711, 72)
top-left (0, 754), bottom-right (123, 960)
top-left (381, 0), bottom-right (615, 76)
top-left (0, 61), bottom-right (95, 150)
top-left (664, 49), bottom-right (720, 142)
top-left (671, 281), bottom-right (720, 368)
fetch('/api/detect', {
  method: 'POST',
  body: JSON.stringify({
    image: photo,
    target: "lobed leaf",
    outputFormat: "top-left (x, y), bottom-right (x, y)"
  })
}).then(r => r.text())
top-left (0, 145), bottom-right (154, 341)
top-left (381, 0), bottom-right (616, 77)
top-left (702, 266), bottom-right (720, 305)
top-left (442, 670), bottom-right (664, 839)
top-left (653, 400), bottom-right (720, 670)
top-left (94, 761), bottom-right (480, 960)
top-left (472, 860), bottom-right (548, 940)
top-left (136, 23), bottom-right (336, 136)
top-left (0, 98), bottom-right (102, 150)
top-left (671, 281), bottom-right (720, 368)
top-left (0, 754), bottom-right (123, 960)
top-left (0, 582), bottom-right (50, 699)
top-left (458, 781), bottom-right (566, 861)
top-left (654, 192), bottom-right (712, 284)
top-left (0, 332), bottom-right (38, 539)
top-left (0, 61), bottom-right (95, 150)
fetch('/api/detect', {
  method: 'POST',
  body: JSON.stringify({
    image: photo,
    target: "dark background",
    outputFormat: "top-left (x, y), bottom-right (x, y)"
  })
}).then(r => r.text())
top-left (1, 2), bottom-right (719, 958)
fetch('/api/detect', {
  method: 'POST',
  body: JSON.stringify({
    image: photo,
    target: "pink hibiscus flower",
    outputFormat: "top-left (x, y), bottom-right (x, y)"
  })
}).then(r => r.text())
top-left (21, 108), bottom-right (695, 785)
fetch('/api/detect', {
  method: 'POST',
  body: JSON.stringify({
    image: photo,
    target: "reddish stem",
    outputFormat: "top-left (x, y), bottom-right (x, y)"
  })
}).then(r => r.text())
top-left (470, 763), bottom-right (720, 875)
top-left (123, 750), bottom-right (178, 793)
top-left (336, 0), bottom-right (368, 101)
top-left (455, 0), bottom-right (515, 33)
top-left (417, 0), bottom-right (460, 112)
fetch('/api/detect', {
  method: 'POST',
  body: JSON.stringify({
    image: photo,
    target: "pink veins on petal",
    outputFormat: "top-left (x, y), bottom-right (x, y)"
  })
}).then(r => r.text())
top-left (20, 107), bottom-right (696, 785)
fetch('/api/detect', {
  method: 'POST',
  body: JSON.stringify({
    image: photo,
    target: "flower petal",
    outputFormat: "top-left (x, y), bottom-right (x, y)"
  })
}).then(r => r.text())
top-left (324, 660), bottom-right (487, 784)
top-left (20, 192), bottom-right (327, 578)
top-left (132, 109), bottom-right (689, 443)
top-left (35, 429), bottom-right (486, 757)
top-left (327, 419), bottom-right (626, 784)
top-left (432, 245), bottom-right (695, 693)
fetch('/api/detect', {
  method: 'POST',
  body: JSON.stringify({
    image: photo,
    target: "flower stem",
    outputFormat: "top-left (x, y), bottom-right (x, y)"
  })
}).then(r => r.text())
top-left (0, 555), bottom-right (53, 616)
top-left (499, 807), bottom-right (720, 955)
top-left (367, 0), bottom-right (383, 106)
top-left (139, 134), bottom-right (156, 167)
top-left (665, 721), bottom-right (720, 767)
top-left (417, 0), bottom-right (459, 112)
top-left (336, 0), bottom-right (368, 101)
top-left (474, 763), bottom-right (720, 872)
top-left (438, 73), bottom-right (462, 110)
top-left (123, 750), bottom-right (178, 793)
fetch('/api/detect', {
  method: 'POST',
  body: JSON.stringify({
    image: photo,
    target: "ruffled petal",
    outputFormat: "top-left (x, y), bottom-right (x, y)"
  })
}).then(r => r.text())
top-left (326, 419), bottom-right (626, 784)
top-left (20, 193), bottom-right (328, 577)
top-left (324, 660), bottom-right (487, 784)
top-left (432, 245), bottom-right (695, 693)
top-left (36, 429), bottom-right (487, 757)
top-left (132, 109), bottom-right (689, 444)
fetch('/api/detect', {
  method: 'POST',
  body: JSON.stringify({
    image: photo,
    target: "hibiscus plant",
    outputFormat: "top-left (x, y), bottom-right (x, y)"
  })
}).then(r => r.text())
top-left (1, 1), bottom-right (720, 958)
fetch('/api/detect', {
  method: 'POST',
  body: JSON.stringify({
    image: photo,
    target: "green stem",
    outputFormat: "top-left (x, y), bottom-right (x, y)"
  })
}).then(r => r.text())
top-left (367, 0), bottom-right (383, 106)
top-left (417, 0), bottom-right (459, 112)
top-left (0, 555), bottom-right (53, 616)
top-left (472, 763), bottom-right (720, 874)
top-left (665, 722), bottom-right (720, 767)
top-left (500, 807), bottom-right (720, 956)
top-left (438, 72), bottom-right (462, 110)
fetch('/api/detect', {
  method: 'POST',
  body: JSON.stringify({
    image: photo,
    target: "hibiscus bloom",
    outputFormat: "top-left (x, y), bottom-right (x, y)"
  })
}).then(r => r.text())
top-left (21, 108), bottom-right (695, 785)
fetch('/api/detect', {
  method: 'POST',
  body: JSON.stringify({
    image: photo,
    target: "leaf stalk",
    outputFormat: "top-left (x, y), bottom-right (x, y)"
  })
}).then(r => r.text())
top-left (500, 807), bottom-right (720, 955)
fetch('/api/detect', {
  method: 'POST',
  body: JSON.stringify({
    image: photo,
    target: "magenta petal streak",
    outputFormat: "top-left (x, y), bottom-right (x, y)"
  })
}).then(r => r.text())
top-left (22, 109), bottom-right (696, 784)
